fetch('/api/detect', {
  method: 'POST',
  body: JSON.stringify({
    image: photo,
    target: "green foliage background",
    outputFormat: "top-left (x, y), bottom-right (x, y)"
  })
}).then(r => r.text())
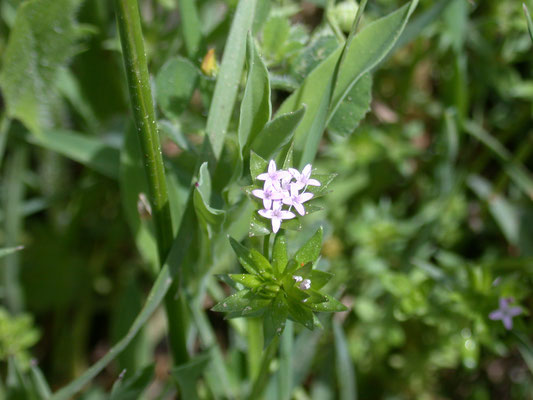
top-left (0, 0), bottom-right (532, 399)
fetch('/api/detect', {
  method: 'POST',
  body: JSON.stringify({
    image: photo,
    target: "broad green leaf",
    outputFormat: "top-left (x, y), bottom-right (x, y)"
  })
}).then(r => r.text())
top-left (206, 0), bottom-right (257, 160)
top-left (155, 57), bottom-right (198, 120)
top-left (333, 322), bottom-right (357, 400)
top-left (239, 34), bottom-right (272, 154)
top-left (0, 0), bottom-right (84, 133)
top-left (193, 163), bottom-right (226, 233)
top-left (110, 365), bottom-right (154, 400)
top-left (272, 232), bottom-right (289, 276)
top-left (307, 295), bottom-right (347, 312)
top-left (26, 129), bottom-right (120, 180)
top-left (295, 227), bottom-right (323, 265)
top-left (277, 1), bottom-right (418, 166)
top-left (229, 274), bottom-right (264, 288)
top-left (120, 125), bottom-right (159, 274)
top-left (263, 293), bottom-right (289, 347)
top-left (171, 353), bottom-right (211, 400)
top-left (328, 73), bottom-right (372, 137)
top-left (251, 107), bottom-right (306, 161)
top-left (0, 246), bottom-right (24, 259)
top-left (261, 16), bottom-right (291, 63)
top-left (291, 34), bottom-right (338, 82)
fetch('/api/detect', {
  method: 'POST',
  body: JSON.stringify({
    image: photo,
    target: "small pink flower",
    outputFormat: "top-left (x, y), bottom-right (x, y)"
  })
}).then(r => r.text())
top-left (257, 160), bottom-right (291, 186)
top-left (252, 182), bottom-right (284, 210)
top-left (282, 184), bottom-right (314, 216)
top-left (258, 202), bottom-right (295, 233)
top-left (289, 164), bottom-right (321, 190)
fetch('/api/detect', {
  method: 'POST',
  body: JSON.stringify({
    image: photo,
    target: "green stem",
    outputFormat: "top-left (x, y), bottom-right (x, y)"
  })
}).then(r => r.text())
top-left (247, 336), bottom-right (280, 400)
top-left (263, 234), bottom-right (271, 259)
top-left (247, 317), bottom-right (263, 380)
top-left (114, 0), bottom-right (188, 365)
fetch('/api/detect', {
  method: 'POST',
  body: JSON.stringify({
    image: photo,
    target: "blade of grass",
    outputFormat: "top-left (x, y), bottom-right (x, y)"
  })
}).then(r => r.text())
top-left (524, 3), bottom-right (533, 42)
top-left (25, 129), bottom-right (120, 180)
top-left (333, 321), bottom-right (356, 400)
top-left (178, 0), bottom-right (202, 58)
top-left (2, 148), bottom-right (27, 313)
top-left (206, 0), bottom-right (257, 161)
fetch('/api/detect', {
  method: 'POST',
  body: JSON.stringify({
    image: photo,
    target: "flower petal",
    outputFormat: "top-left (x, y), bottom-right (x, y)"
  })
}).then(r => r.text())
top-left (307, 178), bottom-right (321, 186)
top-left (252, 189), bottom-right (265, 199)
top-left (258, 209), bottom-right (272, 219)
top-left (299, 192), bottom-right (314, 203)
top-left (294, 202), bottom-right (305, 216)
top-left (280, 210), bottom-right (296, 220)
top-left (489, 310), bottom-right (503, 320)
top-left (268, 160), bottom-right (277, 175)
top-left (263, 198), bottom-right (272, 209)
top-left (302, 164), bottom-right (312, 178)
top-left (257, 173), bottom-right (269, 181)
top-left (503, 316), bottom-right (513, 330)
top-left (508, 307), bottom-right (522, 317)
top-left (272, 217), bottom-right (281, 233)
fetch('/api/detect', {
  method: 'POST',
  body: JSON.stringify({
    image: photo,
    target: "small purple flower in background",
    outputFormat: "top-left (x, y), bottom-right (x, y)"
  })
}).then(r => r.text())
top-left (289, 164), bottom-right (321, 190)
top-left (489, 297), bottom-right (522, 330)
top-left (282, 184), bottom-right (314, 216)
top-left (258, 202), bottom-right (295, 233)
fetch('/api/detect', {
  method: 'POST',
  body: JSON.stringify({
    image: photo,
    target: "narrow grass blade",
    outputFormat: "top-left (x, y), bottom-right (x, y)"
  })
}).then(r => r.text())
top-left (178, 0), bottom-right (202, 57)
top-left (206, 0), bottom-right (257, 160)
top-left (26, 129), bottom-right (120, 180)
top-left (524, 3), bottom-right (533, 42)
top-left (0, 246), bottom-right (24, 259)
top-left (333, 321), bottom-right (356, 400)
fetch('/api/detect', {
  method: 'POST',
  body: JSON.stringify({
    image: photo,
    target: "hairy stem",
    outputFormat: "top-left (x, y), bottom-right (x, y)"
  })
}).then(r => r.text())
top-left (114, 0), bottom-right (188, 365)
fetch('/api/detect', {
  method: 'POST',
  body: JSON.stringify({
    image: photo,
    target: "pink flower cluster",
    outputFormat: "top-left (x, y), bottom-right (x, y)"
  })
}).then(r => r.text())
top-left (252, 160), bottom-right (320, 233)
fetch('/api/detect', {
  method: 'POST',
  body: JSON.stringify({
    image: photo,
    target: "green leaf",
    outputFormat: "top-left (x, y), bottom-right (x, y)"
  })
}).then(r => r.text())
top-left (206, 0), bottom-right (257, 160)
top-left (295, 227), bottom-right (323, 265)
top-left (261, 16), bottom-right (291, 63)
top-left (305, 173), bottom-right (337, 198)
top-left (249, 248), bottom-right (275, 277)
top-left (250, 151), bottom-right (268, 181)
top-left (287, 296), bottom-right (314, 330)
top-left (229, 237), bottom-right (257, 274)
top-left (212, 289), bottom-right (270, 314)
top-left (333, 321), bottom-right (357, 400)
top-left (307, 295), bottom-right (347, 312)
top-left (328, 73), bottom-right (372, 137)
top-left (177, 0), bottom-right (202, 57)
top-left (525, 4), bottom-right (533, 42)
top-left (110, 365), bottom-right (154, 400)
top-left (276, 1), bottom-right (418, 166)
top-left (239, 33), bottom-right (272, 155)
top-left (193, 163), bottom-right (226, 233)
top-left (171, 353), bottom-right (211, 400)
top-left (229, 274), bottom-right (264, 289)
top-left (309, 270), bottom-right (333, 290)
top-left (0, 246), bottom-right (24, 259)
top-left (263, 293), bottom-right (289, 347)
top-left (0, 0), bottom-right (84, 133)
top-left (251, 107), bottom-right (306, 161)
top-left (29, 364), bottom-right (52, 399)
top-left (155, 57), bottom-right (198, 120)
top-left (26, 129), bottom-right (120, 180)
top-left (272, 232), bottom-right (289, 276)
